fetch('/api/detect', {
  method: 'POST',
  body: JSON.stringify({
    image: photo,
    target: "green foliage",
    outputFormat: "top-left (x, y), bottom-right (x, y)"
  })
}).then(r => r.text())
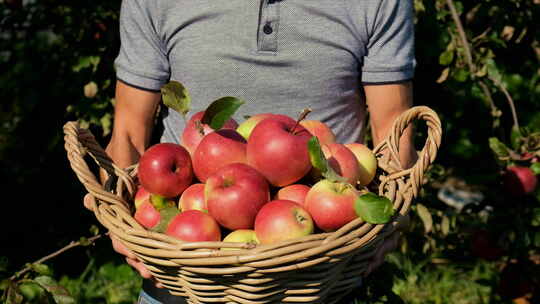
top-left (2, 0), bottom-right (540, 302)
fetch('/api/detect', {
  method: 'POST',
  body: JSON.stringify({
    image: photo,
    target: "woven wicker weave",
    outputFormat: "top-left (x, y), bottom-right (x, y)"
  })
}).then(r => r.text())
top-left (63, 105), bottom-right (442, 304)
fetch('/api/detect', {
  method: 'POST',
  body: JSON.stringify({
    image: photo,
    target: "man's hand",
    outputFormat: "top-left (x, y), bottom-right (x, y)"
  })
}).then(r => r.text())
top-left (84, 193), bottom-right (160, 284)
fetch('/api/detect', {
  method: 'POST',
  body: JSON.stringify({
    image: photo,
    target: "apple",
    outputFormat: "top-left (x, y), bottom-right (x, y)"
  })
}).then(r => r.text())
top-left (134, 186), bottom-right (151, 209)
top-left (178, 183), bottom-right (207, 212)
top-left (311, 143), bottom-right (360, 185)
top-left (503, 166), bottom-right (538, 196)
top-left (274, 184), bottom-right (311, 207)
top-left (344, 143), bottom-right (378, 186)
top-left (205, 163), bottom-right (270, 230)
top-left (165, 210), bottom-right (221, 242)
top-left (133, 191), bottom-right (176, 229)
top-left (299, 120), bottom-right (336, 146)
top-left (192, 129), bottom-right (247, 182)
top-left (254, 200), bottom-right (314, 244)
top-left (181, 111), bottom-right (238, 155)
top-left (138, 143), bottom-right (193, 198)
top-left (247, 114), bottom-right (313, 187)
top-left (304, 179), bottom-right (359, 232)
top-left (470, 229), bottom-right (504, 261)
top-left (236, 113), bottom-right (275, 140)
top-left (221, 229), bottom-right (259, 251)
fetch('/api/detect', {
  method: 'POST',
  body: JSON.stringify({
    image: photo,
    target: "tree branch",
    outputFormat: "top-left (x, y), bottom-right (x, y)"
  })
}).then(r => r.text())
top-left (9, 233), bottom-right (105, 281)
top-left (445, 0), bottom-right (519, 130)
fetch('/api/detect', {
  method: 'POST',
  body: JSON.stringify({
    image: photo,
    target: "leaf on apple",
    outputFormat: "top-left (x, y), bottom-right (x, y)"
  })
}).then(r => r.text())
top-left (354, 192), bottom-right (394, 224)
top-left (151, 207), bottom-right (180, 233)
top-left (201, 96), bottom-right (245, 130)
top-left (530, 162), bottom-right (540, 176)
top-left (488, 137), bottom-right (510, 159)
top-left (161, 81), bottom-right (191, 118)
top-left (307, 136), bottom-right (346, 183)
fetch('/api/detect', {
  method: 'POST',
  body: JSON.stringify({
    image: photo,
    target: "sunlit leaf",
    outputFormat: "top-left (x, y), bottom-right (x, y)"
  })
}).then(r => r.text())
top-left (354, 192), bottom-right (394, 224)
top-left (416, 204), bottom-right (433, 233)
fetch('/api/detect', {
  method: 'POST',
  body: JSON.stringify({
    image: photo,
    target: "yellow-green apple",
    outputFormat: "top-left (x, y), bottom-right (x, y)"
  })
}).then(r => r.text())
top-left (254, 200), bottom-right (314, 244)
top-left (344, 143), bottom-right (378, 186)
top-left (181, 111), bottom-right (238, 155)
top-left (193, 129), bottom-right (247, 182)
top-left (274, 184), bottom-right (311, 207)
top-left (247, 114), bottom-right (313, 187)
top-left (165, 210), bottom-right (221, 242)
top-left (311, 143), bottom-right (360, 185)
top-left (236, 113), bottom-right (275, 140)
top-left (205, 163), bottom-right (270, 230)
top-left (503, 166), bottom-right (538, 196)
top-left (304, 179), bottom-right (360, 232)
top-left (178, 183), bottom-right (206, 212)
top-left (299, 120), bottom-right (336, 146)
top-left (138, 143), bottom-right (193, 198)
top-left (221, 229), bottom-right (259, 250)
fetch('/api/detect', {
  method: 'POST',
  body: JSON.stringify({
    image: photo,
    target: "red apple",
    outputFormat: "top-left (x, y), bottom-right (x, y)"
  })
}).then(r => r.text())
top-left (503, 166), bottom-right (538, 196)
top-left (274, 184), bottom-right (311, 207)
top-left (236, 113), bottom-right (275, 140)
top-left (344, 143), bottom-right (378, 186)
top-left (254, 200), bottom-right (314, 244)
top-left (165, 210), bottom-right (221, 242)
top-left (247, 114), bottom-right (313, 187)
top-left (138, 143), bottom-right (193, 198)
top-left (193, 129), bottom-right (247, 182)
top-left (134, 194), bottom-right (176, 229)
top-left (205, 163), bottom-right (270, 230)
top-left (181, 111), bottom-right (238, 155)
top-left (134, 186), bottom-right (151, 209)
top-left (134, 201), bottom-right (161, 229)
top-left (221, 229), bottom-right (259, 250)
top-left (299, 120), bottom-right (336, 146)
top-left (178, 183), bottom-right (206, 212)
top-left (470, 229), bottom-right (504, 261)
top-left (311, 143), bottom-right (360, 185)
top-left (304, 179), bottom-right (359, 232)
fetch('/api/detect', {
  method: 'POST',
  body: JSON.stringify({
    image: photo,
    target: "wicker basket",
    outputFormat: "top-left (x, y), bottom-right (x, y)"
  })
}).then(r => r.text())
top-left (63, 105), bottom-right (441, 304)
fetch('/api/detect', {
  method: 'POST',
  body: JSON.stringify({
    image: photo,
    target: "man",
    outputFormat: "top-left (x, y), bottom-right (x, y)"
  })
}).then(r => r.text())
top-left (88, 0), bottom-right (417, 302)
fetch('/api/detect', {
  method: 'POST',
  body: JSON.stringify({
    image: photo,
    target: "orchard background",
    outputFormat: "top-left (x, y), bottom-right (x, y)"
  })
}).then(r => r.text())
top-left (1, 0), bottom-right (540, 303)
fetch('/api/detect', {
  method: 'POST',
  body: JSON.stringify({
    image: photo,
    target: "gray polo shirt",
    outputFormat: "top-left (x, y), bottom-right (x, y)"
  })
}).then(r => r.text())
top-left (115, 0), bottom-right (415, 145)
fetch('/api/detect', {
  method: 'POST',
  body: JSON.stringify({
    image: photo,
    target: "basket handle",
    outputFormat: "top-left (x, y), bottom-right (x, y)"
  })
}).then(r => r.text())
top-left (372, 106), bottom-right (442, 207)
top-left (63, 121), bottom-right (136, 213)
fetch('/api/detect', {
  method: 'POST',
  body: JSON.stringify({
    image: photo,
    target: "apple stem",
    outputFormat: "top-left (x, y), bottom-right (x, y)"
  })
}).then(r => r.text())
top-left (195, 120), bottom-right (205, 136)
top-left (290, 108), bottom-right (312, 134)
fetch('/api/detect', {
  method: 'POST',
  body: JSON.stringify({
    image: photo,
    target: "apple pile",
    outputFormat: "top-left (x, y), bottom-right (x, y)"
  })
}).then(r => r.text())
top-left (131, 83), bottom-right (395, 248)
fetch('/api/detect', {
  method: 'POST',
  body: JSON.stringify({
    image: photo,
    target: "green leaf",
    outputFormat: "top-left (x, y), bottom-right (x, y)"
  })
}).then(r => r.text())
top-left (161, 81), bottom-right (191, 118)
top-left (0, 279), bottom-right (9, 291)
top-left (34, 276), bottom-right (75, 304)
top-left (486, 59), bottom-right (503, 83)
top-left (201, 96), bottom-right (245, 130)
top-left (151, 206), bottom-right (180, 233)
top-left (308, 136), bottom-right (328, 173)
top-left (416, 203), bottom-right (433, 233)
top-left (453, 69), bottom-right (469, 82)
top-left (441, 215), bottom-right (450, 236)
top-left (31, 263), bottom-right (53, 276)
top-left (89, 224), bottom-right (100, 236)
top-left (6, 284), bottom-right (23, 304)
top-left (307, 137), bottom-right (346, 183)
top-left (439, 50), bottom-right (454, 66)
top-left (531, 208), bottom-right (540, 227)
top-left (488, 137), bottom-right (510, 158)
top-left (534, 232), bottom-right (540, 247)
top-left (530, 163), bottom-right (540, 176)
top-left (354, 192), bottom-right (394, 224)
top-left (19, 282), bottom-right (45, 301)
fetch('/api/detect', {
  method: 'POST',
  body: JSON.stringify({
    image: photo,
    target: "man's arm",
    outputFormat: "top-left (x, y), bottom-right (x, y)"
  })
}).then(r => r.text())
top-left (105, 80), bottom-right (161, 168)
top-left (364, 81), bottom-right (417, 169)
top-left (86, 80), bottom-right (162, 280)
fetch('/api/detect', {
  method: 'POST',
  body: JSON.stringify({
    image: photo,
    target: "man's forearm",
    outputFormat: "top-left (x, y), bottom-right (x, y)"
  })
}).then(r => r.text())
top-left (365, 82), bottom-right (416, 169)
top-left (105, 81), bottom-right (162, 170)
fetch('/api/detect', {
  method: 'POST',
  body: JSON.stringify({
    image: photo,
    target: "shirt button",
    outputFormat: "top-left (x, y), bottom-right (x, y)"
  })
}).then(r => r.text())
top-left (263, 23), bottom-right (273, 35)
